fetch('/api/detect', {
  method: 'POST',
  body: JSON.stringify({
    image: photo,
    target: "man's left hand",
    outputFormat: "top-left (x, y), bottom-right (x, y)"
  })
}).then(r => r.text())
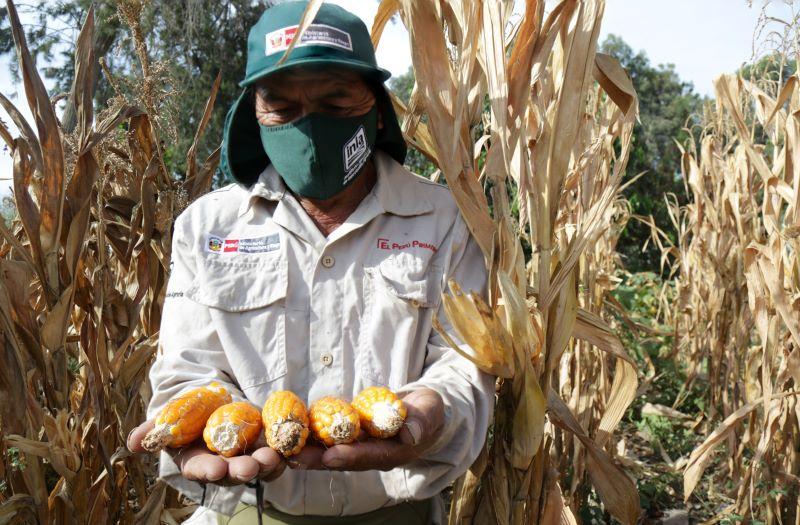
top-left (288, 388), bottom-right (445, 472)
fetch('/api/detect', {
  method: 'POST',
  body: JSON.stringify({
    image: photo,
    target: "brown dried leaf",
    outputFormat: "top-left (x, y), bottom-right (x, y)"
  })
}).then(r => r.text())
top-left (8, 0), bottom-right (66, 291)
top-left (41, 284), bottom-right (74, 351)
top-left (371, 0), bottom-right (401, 48)
top-left (185, 72), bottom-right (221, 199)
top-left (548, 389), bottom-right (641, 525)
top-left (276, 0), bottom-right (324, 67)
top-left (71, 6), bottom-right (95, 143)
top-left (593, 53), bottom-right (636, 115)
top-left (573, 308), bottom-right (638, 447)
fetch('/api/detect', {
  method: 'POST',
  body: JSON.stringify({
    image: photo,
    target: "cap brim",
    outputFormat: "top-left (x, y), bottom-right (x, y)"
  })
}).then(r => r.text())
top-left (239, 57), bottom-right (392, 87)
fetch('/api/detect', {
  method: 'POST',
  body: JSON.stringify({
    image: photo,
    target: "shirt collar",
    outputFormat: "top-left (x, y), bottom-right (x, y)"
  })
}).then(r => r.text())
top-left (236, 150), bottom-right (435, 219)
top-left (372, 151), bottom-right (435, 217)
top-left (236, 164), bottom-right (287, 218)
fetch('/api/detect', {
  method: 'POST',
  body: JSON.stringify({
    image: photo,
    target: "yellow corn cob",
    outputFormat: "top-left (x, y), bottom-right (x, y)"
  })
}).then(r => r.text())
top-left (309, 396), bottom-right (361, 446)
top-left (352, 386), bottom-right (407, 439)
top-left (142, 382), bottom-right (232, 452)
top-left (262, 391), bottom-right (310, 457)
top-left (203, 402), bottom-right (263, 457)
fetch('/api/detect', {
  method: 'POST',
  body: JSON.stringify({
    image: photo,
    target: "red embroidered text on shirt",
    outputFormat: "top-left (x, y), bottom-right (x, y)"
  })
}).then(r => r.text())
top-left (377, 238), bottom-right (438, 253)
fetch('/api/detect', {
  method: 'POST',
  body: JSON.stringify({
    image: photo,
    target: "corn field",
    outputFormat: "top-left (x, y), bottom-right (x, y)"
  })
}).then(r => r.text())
top-left (657, 68), bottom-right (800, 521)
top-left (0, 0), bottom-right (219, 521)
top-left (0, 0), bottom-right (798, 523)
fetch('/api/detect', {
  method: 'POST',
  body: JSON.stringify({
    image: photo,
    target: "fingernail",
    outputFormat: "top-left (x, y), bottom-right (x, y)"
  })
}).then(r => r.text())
top-left (406, 420), bottom-right (422, 445)
top-left (126, 428), bottom-right (136, 451)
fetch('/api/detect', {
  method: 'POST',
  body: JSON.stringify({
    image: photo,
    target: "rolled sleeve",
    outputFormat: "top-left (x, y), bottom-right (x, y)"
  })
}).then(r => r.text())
top-left (395, 215), bottom-right (495, 499)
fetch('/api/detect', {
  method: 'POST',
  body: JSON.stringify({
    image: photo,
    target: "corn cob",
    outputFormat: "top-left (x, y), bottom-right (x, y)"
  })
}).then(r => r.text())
top-left (262, 390), bottom-right (310, 457)
top-left (203, 402), bottom-right (263, 457)
top-left (309, 396), bottom-right (361, 446)
top-left (142, 382), bottom-right (232, 452)
top-left (352, 386), bottom-right (407, 439)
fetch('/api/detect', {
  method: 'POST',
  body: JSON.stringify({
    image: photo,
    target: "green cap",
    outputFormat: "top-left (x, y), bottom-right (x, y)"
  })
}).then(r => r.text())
top-left (220, 1), bottom-right (407, 186)
top-left (241, 1), bottom-right (391, 86)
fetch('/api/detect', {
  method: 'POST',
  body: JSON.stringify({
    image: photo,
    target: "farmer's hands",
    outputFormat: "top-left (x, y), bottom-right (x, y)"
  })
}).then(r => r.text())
top-left (127, 421), bottom-right (285, 485)
top-left (126, 388), bottom-right (444, 481)
top-left (288, 388), bottom-right (445, 472)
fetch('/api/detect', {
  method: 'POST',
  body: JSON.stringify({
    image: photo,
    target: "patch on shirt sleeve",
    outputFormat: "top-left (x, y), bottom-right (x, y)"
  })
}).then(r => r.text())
top-left (265, 24), bottom-right (353, 56)
top-left (205, 234), bottom-right (280, 255)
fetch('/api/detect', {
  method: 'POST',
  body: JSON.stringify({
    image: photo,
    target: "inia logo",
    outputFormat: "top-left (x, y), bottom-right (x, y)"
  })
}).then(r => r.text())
top-left (342, 126), bottom-right (370, 184)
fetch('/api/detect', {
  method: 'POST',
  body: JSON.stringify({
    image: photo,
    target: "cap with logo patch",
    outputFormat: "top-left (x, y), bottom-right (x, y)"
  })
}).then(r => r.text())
top-left (221, 1), bottom-right (407, 186)
top-left (241, 1), bottom-right (391, 86)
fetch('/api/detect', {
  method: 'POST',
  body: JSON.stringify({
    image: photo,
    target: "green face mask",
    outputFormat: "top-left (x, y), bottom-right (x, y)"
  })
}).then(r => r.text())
top-left (259, 105), bottom-right (379, 200)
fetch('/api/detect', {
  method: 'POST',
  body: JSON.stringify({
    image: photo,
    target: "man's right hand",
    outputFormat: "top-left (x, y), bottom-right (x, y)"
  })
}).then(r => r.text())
top-left (127, 420), bottom-right (286, 485)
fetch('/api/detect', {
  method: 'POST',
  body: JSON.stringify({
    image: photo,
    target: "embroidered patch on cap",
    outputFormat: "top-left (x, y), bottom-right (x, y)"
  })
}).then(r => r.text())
top-left (342, 125), bottom-right (371, 184)
top-left (265, 24), bottom-right (353, 56)
top-left (205, 234), bottom-right (280, 255)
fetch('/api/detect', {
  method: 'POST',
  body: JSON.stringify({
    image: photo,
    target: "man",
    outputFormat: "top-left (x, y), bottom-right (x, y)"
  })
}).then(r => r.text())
top-left (127, 2), bottom-right (494, 524)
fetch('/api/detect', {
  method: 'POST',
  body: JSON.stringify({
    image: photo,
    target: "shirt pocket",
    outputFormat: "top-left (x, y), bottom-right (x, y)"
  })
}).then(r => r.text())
top-left (359, 254), bottom-right (443, 390)
top-left (185, 254), bottom-right (288, 388)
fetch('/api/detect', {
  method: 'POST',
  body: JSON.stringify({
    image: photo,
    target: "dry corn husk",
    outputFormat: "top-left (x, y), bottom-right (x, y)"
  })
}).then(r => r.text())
top-left (0, 0), bottom-right (220, 522)
top-left (365, 0), bottom-right (642, 522)
top-left (656, 67), bottom-right (800, 519)
top-left (0, 0), bottom-right (645, 521)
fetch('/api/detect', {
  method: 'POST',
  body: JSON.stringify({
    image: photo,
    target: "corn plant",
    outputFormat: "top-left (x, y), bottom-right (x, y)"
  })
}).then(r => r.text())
top-left (641, 6), bottom-right (800, 517)
top-left (0, 0), bottom-right (646, 522)
top-left (370, 0), bottom-right (642, 522)
top-left (661, 65), bottom-right (800, 521)
top-left (0, 0), bottom-right (219, 522)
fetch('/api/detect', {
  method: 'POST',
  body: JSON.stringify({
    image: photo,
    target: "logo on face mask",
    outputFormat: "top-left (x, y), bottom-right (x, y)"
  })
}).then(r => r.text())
top-left (343, 126), bottom-right (371, 184)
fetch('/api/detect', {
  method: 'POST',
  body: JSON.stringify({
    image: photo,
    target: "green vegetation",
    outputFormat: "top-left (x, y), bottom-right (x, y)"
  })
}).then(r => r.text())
top-left (600, 36), bottom-right (703, 273)
top-left (0, 0), bottom-right (272, 184)
top-left (612, 273), bottom-right (707, 518)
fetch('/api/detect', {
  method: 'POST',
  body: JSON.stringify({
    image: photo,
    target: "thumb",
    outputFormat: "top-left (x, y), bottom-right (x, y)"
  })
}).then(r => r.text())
top-left (399, 417), bottom-right (423, 446)
top-left (127, 420), bottom-right (155, 453)
top-left (397, 389), bottom-right (445, 447)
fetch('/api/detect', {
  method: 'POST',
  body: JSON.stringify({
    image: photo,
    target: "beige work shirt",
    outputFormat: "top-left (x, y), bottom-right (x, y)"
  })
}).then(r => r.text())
top-left (147, 151), bottom-right (494, 521)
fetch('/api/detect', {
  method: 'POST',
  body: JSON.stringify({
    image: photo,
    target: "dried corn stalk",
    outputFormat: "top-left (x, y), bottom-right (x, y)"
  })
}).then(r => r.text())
top-left (0, 0), bottom-right (645, 521)
top-left (369, 0), bottom-right (641, 522)
top-left (0, 0), bottom-right (219, 522)
top-left (663, 65), bottom-right (800, 520)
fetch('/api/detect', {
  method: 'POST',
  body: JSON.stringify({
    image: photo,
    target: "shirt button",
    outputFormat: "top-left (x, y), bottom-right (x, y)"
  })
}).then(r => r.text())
top-left (321, 255), bottom-right (335, 268)
top-left (320, 353), bottom-right (334, 367)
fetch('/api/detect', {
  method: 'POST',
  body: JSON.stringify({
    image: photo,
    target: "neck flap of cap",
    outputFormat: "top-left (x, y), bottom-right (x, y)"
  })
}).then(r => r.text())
top-left (221, 84), bottom-right (407, 186)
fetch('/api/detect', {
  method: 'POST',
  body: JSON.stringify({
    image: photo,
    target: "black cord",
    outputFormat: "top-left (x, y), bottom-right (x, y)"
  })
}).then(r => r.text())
top-left (200, 482), bottom-right (207, 507)
top-left (245, 480), bottom-right (264, 525)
